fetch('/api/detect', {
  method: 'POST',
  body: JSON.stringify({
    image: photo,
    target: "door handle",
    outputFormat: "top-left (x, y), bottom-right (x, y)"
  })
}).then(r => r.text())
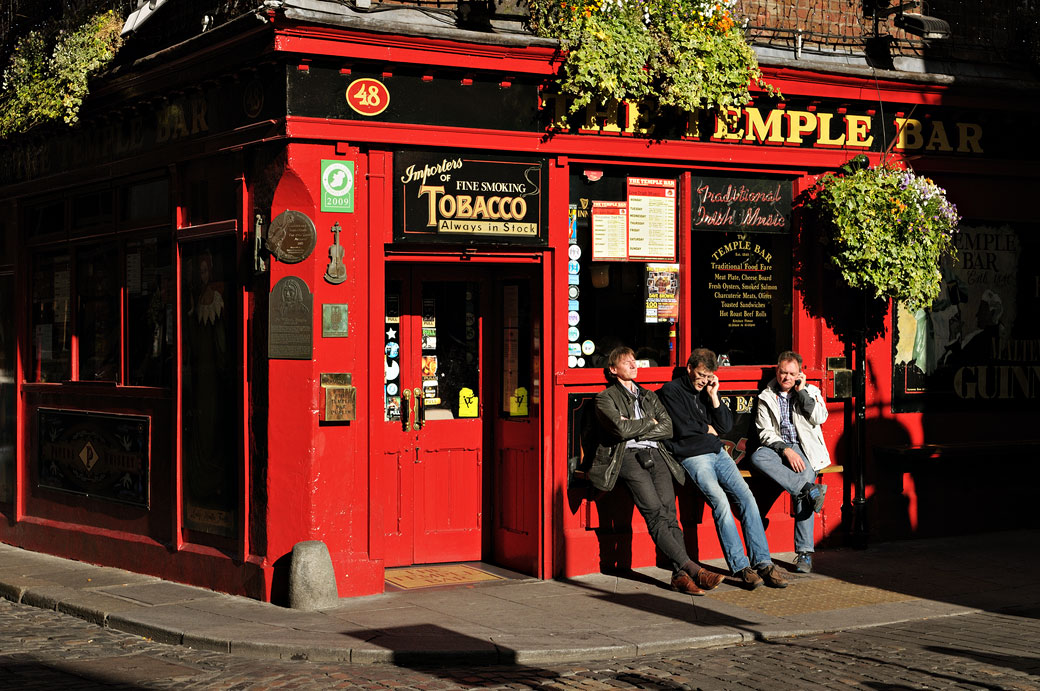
top-left (401, 389), bottom-right (411, 432)
top-left (413, 387), bottom-right (425, 430)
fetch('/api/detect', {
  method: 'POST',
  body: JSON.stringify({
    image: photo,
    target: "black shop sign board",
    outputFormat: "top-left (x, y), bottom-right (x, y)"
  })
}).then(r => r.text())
top-left (691, 176), bottom-right (791, 234)
top-left (394, 151), bottom-right (547, 246)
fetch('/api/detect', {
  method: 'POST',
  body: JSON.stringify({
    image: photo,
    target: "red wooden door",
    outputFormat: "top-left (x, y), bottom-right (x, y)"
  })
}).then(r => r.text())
top-left (383, 266), bottom-right (485, 565)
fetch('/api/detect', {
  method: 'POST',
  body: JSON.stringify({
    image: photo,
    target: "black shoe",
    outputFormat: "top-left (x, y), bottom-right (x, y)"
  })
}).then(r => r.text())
top-left (806, 483), bottom-right (827, 513)
top-left (794, 552), bottom-right (813, 574)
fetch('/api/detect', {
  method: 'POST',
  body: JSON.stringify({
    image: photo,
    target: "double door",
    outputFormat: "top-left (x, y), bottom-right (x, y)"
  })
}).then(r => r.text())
top-left (379, 263), bottom-right (540, 571)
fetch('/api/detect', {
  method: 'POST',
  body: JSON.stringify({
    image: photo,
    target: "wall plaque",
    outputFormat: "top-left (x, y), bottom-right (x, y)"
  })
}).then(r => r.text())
top-left (269, 276), bottom-right (313, 359)
top-left (37, 408), bottom-right (150, 507)
top-left (267, 210), bottom-right (317, 264)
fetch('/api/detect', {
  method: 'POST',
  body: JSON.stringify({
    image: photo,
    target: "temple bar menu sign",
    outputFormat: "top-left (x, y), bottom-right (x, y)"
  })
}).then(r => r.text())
top-left (394, 151), bottom-right (547, 245)
top-left (692, 176), bottom-right (791, 233)
top-left (691, 228), bottom-right (792, 365)
top-left (591, 178), bottom-right (677, 261)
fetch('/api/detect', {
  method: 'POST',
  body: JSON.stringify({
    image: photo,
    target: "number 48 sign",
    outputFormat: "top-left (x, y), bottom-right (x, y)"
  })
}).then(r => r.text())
top-left (346, 78), bottom-right (390, 117)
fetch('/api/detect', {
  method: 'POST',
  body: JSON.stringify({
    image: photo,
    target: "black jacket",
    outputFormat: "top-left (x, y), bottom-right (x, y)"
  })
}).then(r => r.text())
top-left (658, 375), bottom-right (734, 459)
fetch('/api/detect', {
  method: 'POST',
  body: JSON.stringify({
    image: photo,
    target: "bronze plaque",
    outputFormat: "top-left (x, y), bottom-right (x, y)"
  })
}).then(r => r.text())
top-left (267, 210), bottom-right (317, 264)
top-left (269, 276), bottom-right (313, 359)
top-left (322, 304), bottom-right (349, 338)
top-left (321, 373), bottom-right (356, 422)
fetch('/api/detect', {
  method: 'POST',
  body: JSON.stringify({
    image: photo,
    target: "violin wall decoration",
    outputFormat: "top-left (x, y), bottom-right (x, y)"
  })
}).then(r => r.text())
top-left (324, 221), bottom-right (347, 285)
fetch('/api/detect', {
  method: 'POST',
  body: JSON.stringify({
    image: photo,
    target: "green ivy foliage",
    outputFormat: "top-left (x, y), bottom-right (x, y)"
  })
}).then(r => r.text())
top-left (809, 165), bottom-right (960, 312)
top-left (0, 10), bottom-right (123, 138)
top-left (528, 0), bottom-right (771, 126)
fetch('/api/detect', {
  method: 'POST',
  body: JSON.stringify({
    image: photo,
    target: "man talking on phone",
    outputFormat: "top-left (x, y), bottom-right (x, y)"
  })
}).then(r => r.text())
top-left (659, 348), bottom-right (788, 589)
top-left (751, 351), bottom-right (830, 573)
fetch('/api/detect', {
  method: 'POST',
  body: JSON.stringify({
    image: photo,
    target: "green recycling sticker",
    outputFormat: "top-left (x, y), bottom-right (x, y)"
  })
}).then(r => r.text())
top-left (321, 160), bottom-right (355, 213)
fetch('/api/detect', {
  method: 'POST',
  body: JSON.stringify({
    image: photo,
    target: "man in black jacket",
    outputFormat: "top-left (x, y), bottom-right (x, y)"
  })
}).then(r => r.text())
top-left (590, 346), bottom-right (724, 596)
top-left (658, 348), bottom-right (788, 590)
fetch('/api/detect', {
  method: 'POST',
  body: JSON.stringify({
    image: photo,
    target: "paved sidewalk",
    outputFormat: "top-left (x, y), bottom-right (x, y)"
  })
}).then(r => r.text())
top-left (1, 530), bottom-right (1037, 667)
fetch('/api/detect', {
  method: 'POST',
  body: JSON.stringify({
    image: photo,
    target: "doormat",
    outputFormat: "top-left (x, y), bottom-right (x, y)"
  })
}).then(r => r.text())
top-left (385, 564), bottom-right (505, 590)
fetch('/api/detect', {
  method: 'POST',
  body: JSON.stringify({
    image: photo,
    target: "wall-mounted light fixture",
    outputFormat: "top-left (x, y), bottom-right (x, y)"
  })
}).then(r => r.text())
top-left (894, 12), bottom-right (951, 40)
top-left (867, 0), bottom-right (951, 41)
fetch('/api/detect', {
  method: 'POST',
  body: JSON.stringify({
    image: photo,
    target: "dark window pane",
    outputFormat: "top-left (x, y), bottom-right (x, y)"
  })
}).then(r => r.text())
top-left (122, 178), bottom-right (170, 224)
top-left (77, 243), bottom-right (121, 381)
top-left (126, 237), bottom-right (173, 386)
top-left (31, 252), bottom-right (72, 382)
top-left (72, 189), bottom-right (114, 230)
top-left (421, 281), bottom-right (480, 421)
top-left (181, 238), bottom-right (237, 536)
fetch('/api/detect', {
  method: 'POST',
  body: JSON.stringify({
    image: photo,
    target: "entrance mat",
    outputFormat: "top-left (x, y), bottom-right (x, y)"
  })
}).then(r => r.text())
top-left (385, 564), bottom-right (506, 590)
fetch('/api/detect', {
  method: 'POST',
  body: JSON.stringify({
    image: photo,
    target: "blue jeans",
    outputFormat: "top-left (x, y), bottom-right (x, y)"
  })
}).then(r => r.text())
top-left (681, 449), bottom-right (773, 573)
top-left (750, 444), bottom-right (817, 554)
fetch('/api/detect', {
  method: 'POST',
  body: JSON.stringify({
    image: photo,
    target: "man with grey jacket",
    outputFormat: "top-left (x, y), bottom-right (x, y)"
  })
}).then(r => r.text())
top-left (751, 351), bottom-right (830, 573)
top-left (591, 346), bottom-right (724, 596)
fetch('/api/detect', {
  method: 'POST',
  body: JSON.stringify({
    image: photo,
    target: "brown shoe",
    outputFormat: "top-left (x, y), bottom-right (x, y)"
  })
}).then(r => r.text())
top-left (692, 568), bottom-right (724, 591)
top-left (670, 571), bottom-right (706, 596)
top-left (738, 566), bottom-right (763, 590)
top-left (758, 564), bottom-right (789, 588)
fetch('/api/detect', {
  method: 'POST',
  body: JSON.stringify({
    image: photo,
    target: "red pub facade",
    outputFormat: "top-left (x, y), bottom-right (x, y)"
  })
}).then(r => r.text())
top-left (1, 2), bottom-right (1038, 601)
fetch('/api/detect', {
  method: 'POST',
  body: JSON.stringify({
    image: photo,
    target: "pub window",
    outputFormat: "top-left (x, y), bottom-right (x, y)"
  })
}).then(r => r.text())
top-left (501, 280), bottom-right (534, 417)
top-left (180, 236), bottom-right (238, 537)
top-left (30, 251), bottom-right (72, 383)
top-left (567, 167), bottom-right (678, 369)
top-left (25, 175), bottom-right (174, 386)
top-left (76, 242), bottom-right (121, 381)
top-left (181, 157), bottom-right (237, 227)
top-left (689, 174), bottom-right (793, 365)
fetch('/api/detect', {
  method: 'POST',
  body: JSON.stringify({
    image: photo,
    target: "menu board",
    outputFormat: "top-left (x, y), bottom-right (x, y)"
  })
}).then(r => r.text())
top-left (692, 231), bottom-right (791, 365)
top-left (591, 201), bottom-right (628, 260)
top-left (628, 178), bottom-right (676, 260)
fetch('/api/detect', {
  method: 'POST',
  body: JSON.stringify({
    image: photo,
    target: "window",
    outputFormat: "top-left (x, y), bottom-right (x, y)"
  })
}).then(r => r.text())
top-left (567, 167), bottom-right (679, 369)
top-left (26, 175), bottom-right (174, 386)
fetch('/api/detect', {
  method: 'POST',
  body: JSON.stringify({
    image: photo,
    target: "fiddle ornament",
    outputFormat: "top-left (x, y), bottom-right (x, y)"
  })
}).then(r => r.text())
top-left (324, 221), bottom-right (347, 285)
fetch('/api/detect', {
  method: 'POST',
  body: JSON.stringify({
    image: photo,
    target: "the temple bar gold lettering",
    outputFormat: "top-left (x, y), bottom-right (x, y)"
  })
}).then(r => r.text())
top-left (540, 96), bottom-right (983, 153)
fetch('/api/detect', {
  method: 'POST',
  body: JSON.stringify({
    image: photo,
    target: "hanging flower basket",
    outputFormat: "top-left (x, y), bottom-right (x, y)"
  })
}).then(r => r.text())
top-left (807, 162), bottom-right (960, 312)
top-left (528, 0), bottom-right (772, 126)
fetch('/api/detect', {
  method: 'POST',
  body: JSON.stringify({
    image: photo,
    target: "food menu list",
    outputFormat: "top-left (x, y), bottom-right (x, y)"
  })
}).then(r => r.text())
top-left (591, 178), bottom-right (676, 261)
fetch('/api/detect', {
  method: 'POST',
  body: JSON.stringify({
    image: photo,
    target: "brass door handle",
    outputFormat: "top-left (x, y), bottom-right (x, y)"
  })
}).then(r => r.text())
top-left (414, 387), bottom-right (424, 430)
top-left (401, 389), bottom-right (411, 432)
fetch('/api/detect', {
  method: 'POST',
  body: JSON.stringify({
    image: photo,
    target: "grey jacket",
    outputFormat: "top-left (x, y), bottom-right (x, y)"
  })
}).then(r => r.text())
top-left (590, 381), bottom-right (685, 492)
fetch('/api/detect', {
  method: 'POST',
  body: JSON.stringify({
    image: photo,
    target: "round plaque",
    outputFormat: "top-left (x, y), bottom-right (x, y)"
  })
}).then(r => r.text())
top-left (267, 210), bottom-right (317, 264)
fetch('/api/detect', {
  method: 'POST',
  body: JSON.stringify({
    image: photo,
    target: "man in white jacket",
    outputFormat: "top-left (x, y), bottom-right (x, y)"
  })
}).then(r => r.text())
top-left (751, 351), bottom-right (830, 574)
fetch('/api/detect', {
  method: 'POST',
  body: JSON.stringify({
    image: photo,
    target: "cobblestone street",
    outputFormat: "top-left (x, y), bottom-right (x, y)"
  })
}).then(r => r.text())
top-left (3, 598), bottom-right (1038, 690)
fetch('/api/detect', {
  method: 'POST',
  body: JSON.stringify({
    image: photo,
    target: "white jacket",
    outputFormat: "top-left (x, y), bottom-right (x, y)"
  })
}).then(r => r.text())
top-left (755, 381), bottom-right (831, 472)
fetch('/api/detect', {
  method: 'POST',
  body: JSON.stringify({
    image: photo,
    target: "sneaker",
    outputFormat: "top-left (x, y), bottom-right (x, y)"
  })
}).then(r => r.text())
top-left (671, 571), bottom-right (706, 596)
top-left (692, 568), bottom-right (724, 591)
top-left (794, 552), bottom-right (813, 574)
top-left (737, 566), bottom-right (763, 590)
top-left (808, 484), bottom-right (827, 513)
top-left (758, 564), bottom-right (789, 588)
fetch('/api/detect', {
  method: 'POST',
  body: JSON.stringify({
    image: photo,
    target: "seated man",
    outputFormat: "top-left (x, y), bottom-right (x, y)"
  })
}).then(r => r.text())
top-left (751, 351), bottom-right (830, 573)
top-left (590, 346), bottom-right (724, 596)
top-left (659, 348), bottom-right (787, 589)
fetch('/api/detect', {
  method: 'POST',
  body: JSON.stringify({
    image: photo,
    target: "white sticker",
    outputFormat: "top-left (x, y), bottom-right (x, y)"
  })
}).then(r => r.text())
top-left (581, 340), bottom-right (596, 355)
